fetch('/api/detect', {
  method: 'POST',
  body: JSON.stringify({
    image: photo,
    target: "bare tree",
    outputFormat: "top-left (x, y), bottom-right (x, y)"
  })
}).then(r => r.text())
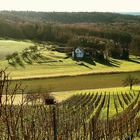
top-left (0, 69), bottom-right (9, 116)
top-left (123, 75), bottom-right (140, 90)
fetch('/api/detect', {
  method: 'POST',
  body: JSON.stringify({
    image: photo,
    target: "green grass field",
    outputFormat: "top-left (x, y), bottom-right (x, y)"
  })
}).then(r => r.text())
top-left (0, 39), bottom-right (34, 60)
top-left (0, 39), bottom-right (140, 94)
top-left (0, 40), bottom-right (140, 80)
top-left (5, 56), bottom-right (140, 79)
top-left (10, 71), bottom-right (140, 93)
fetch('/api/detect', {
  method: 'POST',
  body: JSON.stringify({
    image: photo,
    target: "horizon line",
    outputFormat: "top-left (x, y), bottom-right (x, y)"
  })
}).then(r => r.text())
top-left (0, 10), bottom-right (140, 13)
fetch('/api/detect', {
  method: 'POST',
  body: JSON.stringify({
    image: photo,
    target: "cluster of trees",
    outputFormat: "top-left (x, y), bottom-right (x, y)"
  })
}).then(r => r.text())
top-left (68, 33), bottom-right (131, 60)
top-left (6, 45), bottom-right (51, 67)
top-left (0, 11), bottom-right (140, 60)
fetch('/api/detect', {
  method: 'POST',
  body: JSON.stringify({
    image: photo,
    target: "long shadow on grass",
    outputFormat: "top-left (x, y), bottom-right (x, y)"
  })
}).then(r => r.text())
top-left (81, 63), bottom-right (93, 70)
top-left (22, 55), bottom-right (33, 65)
top-left (127, 59), bottom-right (140, 64)
top-left (8, 61), bottom-right (17, 67)
top-left (75, 58), bottom-right (95, 70)
top-left (35, 53), bottom-right (49, 63)
top-left (8, 57), bottom-right (25, 68)
top-left (82, 58), bottom-right (96, 66)
top-left (95, 58), bottom-right (121, 67)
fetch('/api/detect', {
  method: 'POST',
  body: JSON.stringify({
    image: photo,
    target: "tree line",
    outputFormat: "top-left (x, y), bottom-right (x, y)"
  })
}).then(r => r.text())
top-left (1, 11), bottom-right (140, 23)
top-left (0, 11), bottom-right (140, 59)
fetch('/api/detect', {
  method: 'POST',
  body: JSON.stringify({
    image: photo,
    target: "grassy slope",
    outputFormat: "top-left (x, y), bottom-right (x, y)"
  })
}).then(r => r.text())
top-left (1, 39), bottom-right (140, 92)
top-left (0, 39), bottom-right (34, 60)
top-left (10, 71), bottom-right (140, 93)
top-left (0, 39), bottom-right (140, 79)
top-left (10, 57), bottom-right (140, 79)
top-left (1, 53), bottom-right (140, 80)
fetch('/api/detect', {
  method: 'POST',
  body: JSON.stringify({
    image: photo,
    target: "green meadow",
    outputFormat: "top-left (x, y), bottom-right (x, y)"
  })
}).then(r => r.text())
top-left (0, 39), bottom-right (140, 80)
top-left (0, 39), bottom-right (34, 60)
top-left (0, 39), bottom-right (140, 94)
top-left (10, 71), bottom-right (140, 93)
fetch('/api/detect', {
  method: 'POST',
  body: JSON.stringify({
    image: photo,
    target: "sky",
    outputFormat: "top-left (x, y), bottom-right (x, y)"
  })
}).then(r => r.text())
top-left (0, 0), bottom-right (140, 12)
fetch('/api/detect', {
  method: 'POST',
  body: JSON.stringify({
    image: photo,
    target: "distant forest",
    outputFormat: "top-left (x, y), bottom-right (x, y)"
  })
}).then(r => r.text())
top-left (0, 11), bottom-right (140, 59)
top-left (1, 11), bottom-right (140, 23)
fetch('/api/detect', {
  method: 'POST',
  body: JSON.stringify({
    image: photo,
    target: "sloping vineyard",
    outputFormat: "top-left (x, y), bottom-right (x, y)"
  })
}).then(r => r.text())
top-left (0, 91), bottom-right (140, 139)
top-left (56, 91), bottom-right (140, 139)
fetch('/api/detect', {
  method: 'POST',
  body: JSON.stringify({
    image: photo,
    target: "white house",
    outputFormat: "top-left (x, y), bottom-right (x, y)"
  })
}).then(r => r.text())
top-left (72, 47), bottom-right (84, 59)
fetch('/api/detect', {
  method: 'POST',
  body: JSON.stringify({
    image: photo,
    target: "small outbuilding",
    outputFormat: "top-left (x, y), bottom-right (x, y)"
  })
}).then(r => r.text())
top-left (44, 96), bottom-right (56, 105)
top-left (72, 47), bottom-right (84, 59)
